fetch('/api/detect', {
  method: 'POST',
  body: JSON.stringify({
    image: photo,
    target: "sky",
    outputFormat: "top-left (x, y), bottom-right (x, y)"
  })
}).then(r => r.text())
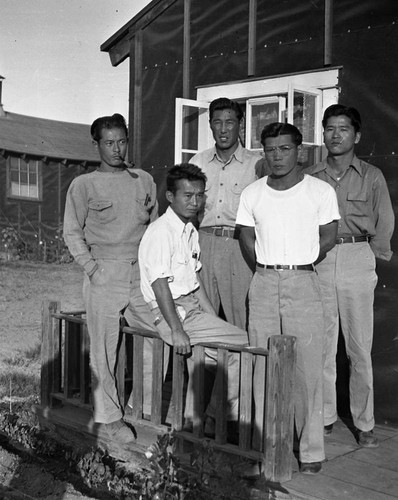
top-left (0, 0), bottom-right (151, 124)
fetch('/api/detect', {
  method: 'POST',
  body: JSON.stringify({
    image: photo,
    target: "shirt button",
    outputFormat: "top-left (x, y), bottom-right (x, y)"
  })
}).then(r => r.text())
top-left (219, 200), bottom-right (222, 203)
top-left (220, 183), bottom-right (223, 186)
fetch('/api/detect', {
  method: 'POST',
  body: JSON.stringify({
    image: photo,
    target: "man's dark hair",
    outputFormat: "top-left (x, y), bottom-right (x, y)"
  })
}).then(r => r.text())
top-left (167, 163), bottom-right (207, 194)
top-left (260, 122), bottom-right (303, 147)
top-left (90, 113), bottom-right (128, 142)
top-left (322, 104), bottom-right (362, 133)
top-left (209, 97), bottom-right (244, 122)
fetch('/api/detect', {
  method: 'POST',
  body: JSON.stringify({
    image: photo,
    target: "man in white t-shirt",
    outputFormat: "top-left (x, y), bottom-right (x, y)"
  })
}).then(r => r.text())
top-left (236, 122), bottom-right (340, 475)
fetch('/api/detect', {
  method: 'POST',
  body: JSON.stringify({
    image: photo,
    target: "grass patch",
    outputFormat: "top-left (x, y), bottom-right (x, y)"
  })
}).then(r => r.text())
top-left (3, 342), bottom-right (41, 368)
top-left (0, 368), bottom-right (40, 399)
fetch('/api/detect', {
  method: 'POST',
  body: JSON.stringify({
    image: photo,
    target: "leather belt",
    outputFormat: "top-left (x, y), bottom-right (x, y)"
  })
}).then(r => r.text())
top-left (257, 263), bottom-right (314, 271)
top-left (200, 226), bottom-right (237, 238)
top-left (336, 235), bottom-right (370, 244)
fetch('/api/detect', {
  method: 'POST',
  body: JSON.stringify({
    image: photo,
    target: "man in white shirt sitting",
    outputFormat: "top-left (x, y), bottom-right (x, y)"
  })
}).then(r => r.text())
top-left (138, 163), bottom-right (248, 431)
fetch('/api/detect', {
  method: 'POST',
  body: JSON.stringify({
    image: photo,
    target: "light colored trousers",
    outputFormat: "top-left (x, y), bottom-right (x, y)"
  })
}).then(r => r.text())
top-left (199, 231), bottom-right (253, 330)
top-left (83, 260), bottom-right (155, 424)
top-left (132, 292), bottom-right (249, 420)
top-left (249, 267), bottom-right (325, 464)
top-left (316, 242), bottom-right (377, 431)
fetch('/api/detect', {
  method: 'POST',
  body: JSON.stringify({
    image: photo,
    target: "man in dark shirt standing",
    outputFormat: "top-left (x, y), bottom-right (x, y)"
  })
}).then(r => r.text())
top-left (308, 104), bottom-right (395, 447)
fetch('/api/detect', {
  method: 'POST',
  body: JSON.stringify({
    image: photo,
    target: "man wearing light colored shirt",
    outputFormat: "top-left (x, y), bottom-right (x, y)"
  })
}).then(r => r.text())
top-left (236, 122), bottom-right (340, 474)
top-left (138, 163), bottom-right (248, 428)
top-left (64, 114), bottom-right (158, 444)
top-left (307, 104), bottom-right (395, 448)
top-left (190, 98), bottom-right (263, 329)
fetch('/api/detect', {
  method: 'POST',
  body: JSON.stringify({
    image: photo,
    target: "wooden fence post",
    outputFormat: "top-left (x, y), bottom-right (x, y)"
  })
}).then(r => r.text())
top-left (263, 335), bottom-right (296, 482)
top-left (41, 300), bottom-right (61, 407)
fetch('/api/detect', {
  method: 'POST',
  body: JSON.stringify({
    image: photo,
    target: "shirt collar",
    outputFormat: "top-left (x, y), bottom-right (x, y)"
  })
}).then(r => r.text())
top-left (209, 142), bottom-right (244, 165)
top-left (165, 206), bottom-right (195, 238)
top-left (311, 154), bottom-right (363, 177)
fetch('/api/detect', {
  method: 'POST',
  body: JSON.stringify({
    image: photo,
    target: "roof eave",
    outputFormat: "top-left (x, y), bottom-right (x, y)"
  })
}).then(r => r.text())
top-left (100, 0), bottom-right (178, 67)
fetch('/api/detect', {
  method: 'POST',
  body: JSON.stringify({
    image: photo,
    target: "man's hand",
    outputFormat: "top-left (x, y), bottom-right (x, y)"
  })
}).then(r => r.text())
top-left (89, 266), bottom-right (106, 286)
top-left (171, 328), bottom-right (191, 355)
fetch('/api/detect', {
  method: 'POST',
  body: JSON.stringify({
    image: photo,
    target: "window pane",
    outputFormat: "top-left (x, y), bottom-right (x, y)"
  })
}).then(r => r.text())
top-left (10, 169), bottom-right (19, 182)
top-left (20, 160), bottom-right (29, 173)
top-left (20, 184), bottom-right (29, 197)
top-left (250, 101), bottom-right (280, 149)
top-left (20, 171), bottom-right (28, 184)
top-left (298, 144), bottom-right (319, 169)
top-left (182, 152), bottom-right (195, 163)
top-left (293, 92), bottom-right (316, 143)
top-left (29, 172), bottom-right (37, 184)
top-left (29, 185), bottom-right (39, 198)
top-left (11, 181), bottom-right (20, 196)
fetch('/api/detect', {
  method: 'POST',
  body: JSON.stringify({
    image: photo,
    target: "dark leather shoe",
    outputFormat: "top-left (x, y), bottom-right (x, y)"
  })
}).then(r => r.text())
top-left (324, 424), bottom-right (333, 436)
top-left (357, 429), bottom-right (379, 448)
top-left (299, 461), bottom-right (322, 475)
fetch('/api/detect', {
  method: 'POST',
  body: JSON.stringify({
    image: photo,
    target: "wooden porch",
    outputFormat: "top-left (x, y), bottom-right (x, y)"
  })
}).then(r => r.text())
top-left (38, 301), bottom-right (398, 499)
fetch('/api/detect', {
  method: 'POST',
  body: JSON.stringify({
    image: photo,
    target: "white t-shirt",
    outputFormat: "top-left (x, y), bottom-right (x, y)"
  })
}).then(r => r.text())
top-left (139, 206), bottom-right (202, 304)
top-left (236, 174), bottom-right (340, 265)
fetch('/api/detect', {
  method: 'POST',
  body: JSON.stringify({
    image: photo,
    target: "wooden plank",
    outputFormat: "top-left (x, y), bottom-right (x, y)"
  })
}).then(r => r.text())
top-left (80, 323), bottom-right (90, 404)
top-left (239, 351), bottom-right (253, 450)
top-left (349, 435), bottom-right (398, 472)
top-left (324, 0), bottom-right (333, 66)
top-left (182, 0), bottom-right (191, 98)
top-left (215, 348), bottom-right (228, 445)
top-left (193, 345), bottom-right (205, 438)
top-left (131, 31), bottom-right (143, 167)
top-left (263, 335), bottom-right (296, 483)
top-left (287, 471), bottom-right (397, 500)
top-left (171, 349), bottom-right (185, 431)
top-left (248, 0), bottom-right (257, 76)
top-left (321, 454), bottom-right (398, 497)
top-left (63, 320), bottom-right (80, 399)
top-left (41, 300), bottom-right (60, 407)
top-left (116, 332), bottom-right (126, 407)
top-left (252, 354), bottom-right (265, 451)
top-left (151, 338), bottom-right (163, 425)
top-left (132, 335), bottom-right (144, 419)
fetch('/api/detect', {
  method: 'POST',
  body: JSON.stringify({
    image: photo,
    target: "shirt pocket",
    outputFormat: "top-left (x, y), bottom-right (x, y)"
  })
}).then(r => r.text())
top-left (230, 179), bottom-right (247, 214)
top-left (88, 199), bottom-right (117, 224)
top-left (346, 191), bottom-right (369, 217)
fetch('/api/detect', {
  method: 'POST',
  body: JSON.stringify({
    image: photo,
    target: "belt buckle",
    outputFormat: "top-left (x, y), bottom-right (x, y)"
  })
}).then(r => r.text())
top-left (337, 237), bottom-right (344, 244)
top-left (214, 227), bottom-right (222, 236)
top-left (274, 264), bottom-right (284, 271)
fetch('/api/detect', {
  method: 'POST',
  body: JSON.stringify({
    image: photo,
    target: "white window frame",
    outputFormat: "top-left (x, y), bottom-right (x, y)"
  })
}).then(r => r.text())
top-left (174, 68), bottom-right (340, 164)
top-left (174, 98), bottom-right (211, 163)
top-left (8, 156), bottom-right (41, 200)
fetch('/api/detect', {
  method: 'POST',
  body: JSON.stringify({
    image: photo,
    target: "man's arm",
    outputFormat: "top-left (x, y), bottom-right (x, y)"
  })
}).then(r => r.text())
top-left (238, 225), bottom-right (256, 271)
top-left (315, 220), bottom-right (338, 265)
top-left (371, 171), bottom-right (395, 260)
top-left (63, 181), bottom-right (98, 277)
top-left (151, 278), bottom-right (191, 355)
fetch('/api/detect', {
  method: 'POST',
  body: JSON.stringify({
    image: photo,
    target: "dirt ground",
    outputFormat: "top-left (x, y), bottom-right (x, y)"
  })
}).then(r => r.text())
top-left (0, 260), bottom-right (98, 499)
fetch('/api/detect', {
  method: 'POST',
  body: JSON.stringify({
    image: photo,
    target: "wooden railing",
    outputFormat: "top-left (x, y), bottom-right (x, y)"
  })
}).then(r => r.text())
top-left (41, 300), bottom-right (297, 482)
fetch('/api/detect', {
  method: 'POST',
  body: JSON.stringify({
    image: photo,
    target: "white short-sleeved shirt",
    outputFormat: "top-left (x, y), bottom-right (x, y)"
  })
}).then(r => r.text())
top-left (138, 206), bottom-right (202, 304)
top-left (236, 174), bottom-right (340, 265)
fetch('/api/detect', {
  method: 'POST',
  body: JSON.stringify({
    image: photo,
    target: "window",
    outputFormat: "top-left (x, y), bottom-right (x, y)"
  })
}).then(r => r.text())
top-left (8, 156), bottom-right (41, 200)
top-left (175, 68), bottom-right (339, 169)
